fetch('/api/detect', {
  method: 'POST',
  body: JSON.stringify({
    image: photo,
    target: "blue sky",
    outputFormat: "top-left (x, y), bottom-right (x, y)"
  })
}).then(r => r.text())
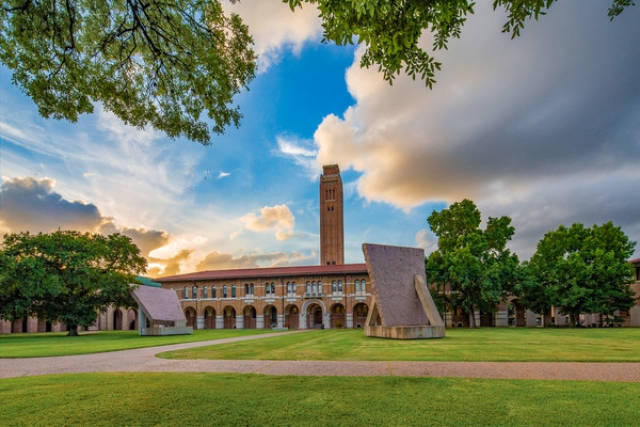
top-left (1, 1), bottom-right (639, 275)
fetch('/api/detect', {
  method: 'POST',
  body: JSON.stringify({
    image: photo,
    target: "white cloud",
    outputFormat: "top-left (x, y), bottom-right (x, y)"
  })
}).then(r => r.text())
top-left (239, 204), bottom-right (296, 240)
top-left (275, 134), bottom-right (320, 177)
top-left (225, 0), bottom-right (322, 71)
top-left (415, 229), bottom-right (438, 256)
top-left (217, 171), bottom-right (231, 179)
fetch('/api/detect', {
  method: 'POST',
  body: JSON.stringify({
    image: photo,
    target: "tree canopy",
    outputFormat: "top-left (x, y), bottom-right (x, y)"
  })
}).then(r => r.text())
top-left (1, 0), bottom-right (634, 143)
top-left (0, 0), bottom-right (256, 144)
top-left (426, 199), bottom-right (520, 328)
top-left (0, 230), bottom-right (146, 335)
top-left (525, 222), bottom-right (636, 326)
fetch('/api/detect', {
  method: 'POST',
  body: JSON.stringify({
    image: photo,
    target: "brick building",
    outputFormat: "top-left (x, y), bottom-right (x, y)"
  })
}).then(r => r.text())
top-left (155, 164), bottom-right (372, 330)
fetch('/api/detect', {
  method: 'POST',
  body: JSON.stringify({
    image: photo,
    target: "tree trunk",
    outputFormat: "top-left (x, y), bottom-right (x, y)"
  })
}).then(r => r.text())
top-left (543, 310), bottom-right (552, 328)
top-left (469, 309), bottom-right (477, 329)
top-left (67, 324), bottom-right (79, 336)
top-left (569, 314), bottom-right (578, 328)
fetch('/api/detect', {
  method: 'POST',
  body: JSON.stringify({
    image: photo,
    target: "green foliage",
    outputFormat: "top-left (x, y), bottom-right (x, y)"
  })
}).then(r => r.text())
top-left (426, 199), bottom-right (519, 327)
top-left (287, 0), bottom-right (634, 87)
top-left (526, 222), bottom-right (636, 326)
top-left (0, 230), bottom-right (146, 335)
top-left (0, 0), bottom-right (255, 144)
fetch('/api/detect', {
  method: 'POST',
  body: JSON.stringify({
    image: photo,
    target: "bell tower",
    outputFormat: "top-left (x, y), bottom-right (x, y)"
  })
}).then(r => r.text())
top-left (320, 164), bottom-right (344, 265)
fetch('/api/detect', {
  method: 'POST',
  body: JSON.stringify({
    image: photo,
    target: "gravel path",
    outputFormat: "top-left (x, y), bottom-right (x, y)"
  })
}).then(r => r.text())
top-left (2, 331), bottom-right (640, 382)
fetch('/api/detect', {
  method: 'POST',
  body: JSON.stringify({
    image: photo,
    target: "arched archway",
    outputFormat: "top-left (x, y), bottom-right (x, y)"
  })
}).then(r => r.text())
top-left (204, 306), bottom-right (216, 329)
top-left (306, 303), bottom-right (324, 329)
top-left (223, 306), bottom-right (236, 329)
top-left (353, 303), bottom-right (369, 329)
top-left (244, 306), bottom-right (257, 329)
top-left (127, 309), bottom-right (137, 330)
top-left (330, 303), bottom-right (346, 328)
top-left (285, 304), bottom-right (299, 329)
top-left (264, 305), bottom-right (277, 329)
top-left (113, 309), bottom-right (123, 330)
top-left (184, 307), bottom-right (197, 329)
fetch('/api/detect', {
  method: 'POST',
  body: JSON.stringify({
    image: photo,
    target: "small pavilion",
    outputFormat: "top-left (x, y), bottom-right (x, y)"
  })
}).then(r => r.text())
top-left (130, 284), bottom-right (193, 336)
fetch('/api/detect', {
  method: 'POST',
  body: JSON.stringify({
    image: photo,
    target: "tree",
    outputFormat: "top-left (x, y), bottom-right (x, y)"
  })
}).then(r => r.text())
top-left (527, 222), bottom-right (636, 327)
top-left (426, 199), bottom-right (519, 328)
top-left (0, 231), bottom-right (146, 335)
top-left (0, 0), bottom-right (255, 144)
top-left (1, 1), bottom-right (634, 143)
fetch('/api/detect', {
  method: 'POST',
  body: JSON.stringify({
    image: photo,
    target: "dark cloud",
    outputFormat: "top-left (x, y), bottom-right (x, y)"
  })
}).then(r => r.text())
top-left (0, 177), bottom-right (103, 232)
top-left (99, 222), bottom-right (169, 257)
top-left (0, 176), bottom-right (173, 258)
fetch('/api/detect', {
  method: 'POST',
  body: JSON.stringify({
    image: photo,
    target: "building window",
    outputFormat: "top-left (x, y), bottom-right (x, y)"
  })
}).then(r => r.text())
top-left (192, 286), bottom-right (198, 299)
top-left (203, 286), bottom-right (208, 299)
top-left (245, 283), bottom-right (254, 297)
top-left (306, 282), bottom-right (311, 294)
top-left (338, 280), bottom-right (342, 293)
top-left (223, 285), bottom-right (228, 298)
top-left (212, 286), bottom-right (217, 298)
top-left (266, 282), bottom-right (275, 296)
top-left (362, 280), bottom-right (366, 293)
top-left (287, 282), bottom-right (297, 296)
top-left (231, 286), bottom-right (236, 298)
top-left (184, 286), bottom-right (188, 299)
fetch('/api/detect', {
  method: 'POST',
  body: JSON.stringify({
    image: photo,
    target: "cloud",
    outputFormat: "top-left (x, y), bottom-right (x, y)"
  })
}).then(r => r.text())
top-left (0, 175), bottom-right (178, 262)
top-left (225, 0), bottom-right (322, 71)
top-left (196, 249), bottom-right (315, 271)
top-left (0, 177), bottom-right (103, 233)
top-left (239, 204), bottom-right (295, 240)
top-left (217, 171), bottom-right (231, 179)
top-left (275, 134), bottom-right (320, 178)
top-left (99, 222), bottom-right (170, 258)
top-left (302, 2), bottom-right (640, 257)
top-left (415, 229), bottom-right (438, 256)
top-left (150, 249), bottom-right (193, 277)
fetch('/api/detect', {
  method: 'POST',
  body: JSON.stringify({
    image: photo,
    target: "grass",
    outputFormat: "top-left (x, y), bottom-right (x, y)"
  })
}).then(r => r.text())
top-left (0, 329), bottom-right (274, 358)
top-left (160, 328), bottom-right (640, 362)
top-left (1, 372), bottom-right (639, 425)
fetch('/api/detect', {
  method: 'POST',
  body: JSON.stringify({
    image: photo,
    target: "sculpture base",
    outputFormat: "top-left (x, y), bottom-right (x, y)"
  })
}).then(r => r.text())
top-left (365, 325), bottom-right (445, 339)
top-left (140, 326), bottom-right (193, 336)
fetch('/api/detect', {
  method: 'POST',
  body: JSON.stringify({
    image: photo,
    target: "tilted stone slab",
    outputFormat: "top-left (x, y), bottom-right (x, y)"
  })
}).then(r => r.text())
top-left (362, 243), bottom-right (444, 339)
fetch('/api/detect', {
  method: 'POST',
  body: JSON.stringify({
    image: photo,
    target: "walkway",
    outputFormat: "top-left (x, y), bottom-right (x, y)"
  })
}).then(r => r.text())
top-left (2, 331), bottom-right (640, 382)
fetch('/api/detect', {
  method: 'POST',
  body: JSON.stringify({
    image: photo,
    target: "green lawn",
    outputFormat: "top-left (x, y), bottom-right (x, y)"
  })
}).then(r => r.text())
top-left (1, 372), bottom-right (639, 425)
top-left (160, 328), bottom-right (640, 362)
top-left (0, 329), bottom-right (274, 358)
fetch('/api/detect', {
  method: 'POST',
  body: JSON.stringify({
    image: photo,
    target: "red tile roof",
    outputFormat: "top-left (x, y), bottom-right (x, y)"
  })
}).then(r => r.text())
top-left (631, 258), bottom-right (640, 266)
top-left (154, 263), bottom-right (368, 283)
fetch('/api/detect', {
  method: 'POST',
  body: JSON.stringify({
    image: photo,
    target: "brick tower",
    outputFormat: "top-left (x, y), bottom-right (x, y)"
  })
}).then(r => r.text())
top-left (320, 164), bottom-right (344, 265)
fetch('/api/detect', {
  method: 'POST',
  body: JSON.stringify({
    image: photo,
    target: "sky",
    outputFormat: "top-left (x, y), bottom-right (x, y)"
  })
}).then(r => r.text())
top-left (1, 1), bottom-right (639, 276)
